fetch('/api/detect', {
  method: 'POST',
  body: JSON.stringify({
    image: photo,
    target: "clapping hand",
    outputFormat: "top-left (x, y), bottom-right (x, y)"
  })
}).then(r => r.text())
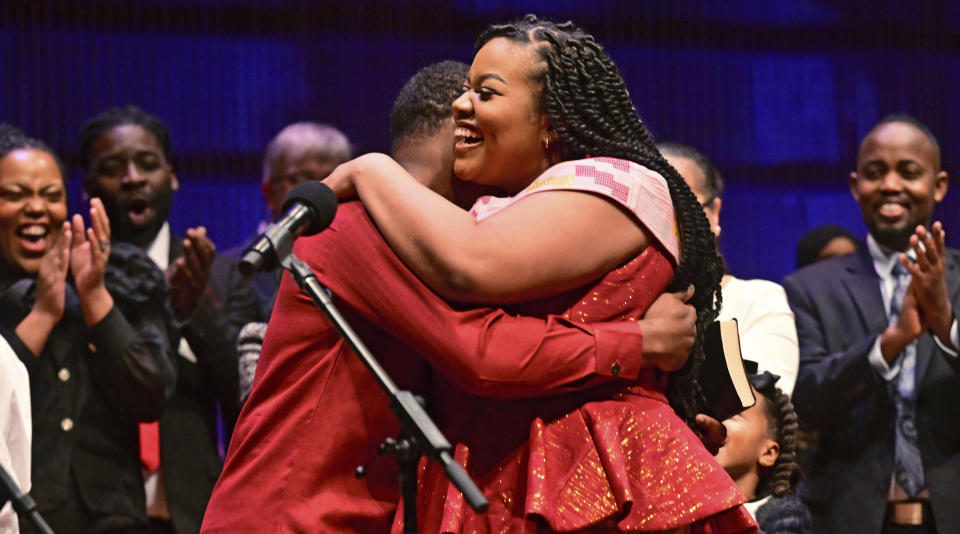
top-left (879, 222), bottom-right (950, 362)
top-left (70, 198), bottom-right (111, 298)
top-left (167, 226), bottom-right (216, 319)
top-left (32, 221), bottom-right (71, 321)
top-left (881, 279), bottom-right (925, 364)
top-left (901, 222), bottom-right (954, 347)
top-left (69, 198), bottom-right (115, 326)
top-left (16, 222), bottom-right (72, 356)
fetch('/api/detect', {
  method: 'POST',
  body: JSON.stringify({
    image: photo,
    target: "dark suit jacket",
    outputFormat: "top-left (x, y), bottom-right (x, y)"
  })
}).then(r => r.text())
top-left (783, 246), bottom-right (960, 534)
top-left (160, 237), bottom-right (260, 534)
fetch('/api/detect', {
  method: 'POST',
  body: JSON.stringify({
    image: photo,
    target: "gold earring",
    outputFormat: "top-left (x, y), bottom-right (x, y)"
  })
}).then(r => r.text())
top-left (544, 137), bottom-right (550, 150)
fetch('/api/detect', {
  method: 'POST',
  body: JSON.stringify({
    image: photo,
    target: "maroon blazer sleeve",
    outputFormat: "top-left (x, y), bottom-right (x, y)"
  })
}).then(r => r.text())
top-left (294, 202), bottom-right (645, 399)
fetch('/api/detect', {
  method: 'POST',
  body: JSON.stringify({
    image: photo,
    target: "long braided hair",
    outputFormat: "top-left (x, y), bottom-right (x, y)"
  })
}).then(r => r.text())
top-left (476, 15), bottom-right (724, 423)
top-left (755, 380), bottom-right (803, 497)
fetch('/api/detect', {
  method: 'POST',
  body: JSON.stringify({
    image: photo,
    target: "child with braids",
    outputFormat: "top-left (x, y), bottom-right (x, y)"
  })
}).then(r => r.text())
top-left (715, 372), bottom-right (812, 533)
top-left (324, 15), bottom-right (755, 533)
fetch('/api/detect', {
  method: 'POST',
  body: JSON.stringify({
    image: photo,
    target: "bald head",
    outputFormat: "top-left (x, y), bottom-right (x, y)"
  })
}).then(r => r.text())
top-left (859, 116), bottom-right (941, 171)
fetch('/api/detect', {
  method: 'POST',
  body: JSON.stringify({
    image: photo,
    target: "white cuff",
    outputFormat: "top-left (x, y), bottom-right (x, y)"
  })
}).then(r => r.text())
top-left (868, 336), bottom-right (901, 380)
top-left (932, 318), bottom-right (959, 358)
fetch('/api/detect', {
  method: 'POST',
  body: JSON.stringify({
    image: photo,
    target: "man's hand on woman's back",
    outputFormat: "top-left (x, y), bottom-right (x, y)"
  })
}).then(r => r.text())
top-left (637, 285), bottom-right (697, 372)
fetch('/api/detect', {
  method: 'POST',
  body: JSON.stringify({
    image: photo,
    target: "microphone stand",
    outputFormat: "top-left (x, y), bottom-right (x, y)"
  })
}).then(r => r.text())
top-left (1, 465), bottom-right (55, 534)
top-left (279, 252), bottom-right (488, 533)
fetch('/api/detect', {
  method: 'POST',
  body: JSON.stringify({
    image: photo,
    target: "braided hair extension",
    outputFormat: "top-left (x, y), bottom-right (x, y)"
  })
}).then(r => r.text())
top-left (756, 383), bottom-right (803, 497)
top-left (476, 15), bottom-right (725, 424)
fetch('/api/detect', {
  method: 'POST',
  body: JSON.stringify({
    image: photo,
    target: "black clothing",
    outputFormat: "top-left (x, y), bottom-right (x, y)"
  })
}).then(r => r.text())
top-left (784, 246), bottom-right (960, 533)
top-left (0, 243), bottom-right (175, 534)
top-left (158, 241), bottom-right (260, 534)
top-left (882, 521), bottom-right (938, 534)
top-left (755, 493), bottom-right (813, 534)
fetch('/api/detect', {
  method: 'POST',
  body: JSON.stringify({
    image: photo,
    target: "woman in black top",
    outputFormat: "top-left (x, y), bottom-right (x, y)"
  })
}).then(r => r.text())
top-left (0, 124), bottom-right (174, 533)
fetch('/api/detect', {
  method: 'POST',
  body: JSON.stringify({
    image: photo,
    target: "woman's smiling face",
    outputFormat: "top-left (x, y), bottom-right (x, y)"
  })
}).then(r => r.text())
top-left (0, 149), bottom-right (67, 275)
top-left (452, 37), bottom-right (552, 195)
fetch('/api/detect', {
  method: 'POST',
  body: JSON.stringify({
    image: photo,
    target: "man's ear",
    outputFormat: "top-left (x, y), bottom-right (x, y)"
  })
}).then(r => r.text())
top-left (934, 170), bottom-right (948, 203)
top-left (758, 439), bottom-right (780, 468)
top-left (849, 171), bottom-right (860, 203)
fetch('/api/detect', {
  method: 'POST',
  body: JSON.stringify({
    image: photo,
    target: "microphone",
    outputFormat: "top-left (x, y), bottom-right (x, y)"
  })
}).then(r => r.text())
top-left (239, 181), bottom-right (338, 276)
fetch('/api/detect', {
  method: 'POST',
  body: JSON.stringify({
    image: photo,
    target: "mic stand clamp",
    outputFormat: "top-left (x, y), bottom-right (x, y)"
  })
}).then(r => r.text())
top-left (356, 431), bottom-right (420, 534)
top-left (280, 252), bottom-right (488, 533)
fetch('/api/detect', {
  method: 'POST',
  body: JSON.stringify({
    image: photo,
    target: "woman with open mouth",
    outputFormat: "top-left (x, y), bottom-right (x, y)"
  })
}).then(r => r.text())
top-left (0, 124), bottom-right (175, 534)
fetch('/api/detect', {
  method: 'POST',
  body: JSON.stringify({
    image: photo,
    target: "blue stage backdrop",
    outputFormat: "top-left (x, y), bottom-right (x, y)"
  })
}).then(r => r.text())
top-left (2, 0), bottom-right (958, 282)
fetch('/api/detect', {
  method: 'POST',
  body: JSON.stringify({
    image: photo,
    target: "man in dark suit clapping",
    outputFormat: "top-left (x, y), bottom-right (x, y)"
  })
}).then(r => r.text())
top-left (784, 114), bottom-right (959, 534)
top-left (80, 106), bottom-right (259, 534)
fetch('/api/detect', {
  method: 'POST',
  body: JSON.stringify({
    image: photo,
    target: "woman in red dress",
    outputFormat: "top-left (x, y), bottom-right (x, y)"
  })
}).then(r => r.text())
top-left (325, 15), bottom-right (754, 533)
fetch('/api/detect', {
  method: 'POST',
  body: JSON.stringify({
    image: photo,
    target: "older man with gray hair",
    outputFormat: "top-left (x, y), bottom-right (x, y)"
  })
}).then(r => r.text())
top-left (241, 122), bottom-right (351, 318)
top-left (233, 123), bottom-right (351, 405)
top-left (260, 122), bottom-right (351, 221)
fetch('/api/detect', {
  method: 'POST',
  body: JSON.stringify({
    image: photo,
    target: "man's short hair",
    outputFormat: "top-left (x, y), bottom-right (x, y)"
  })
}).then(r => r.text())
top-left (262, 122), bottom-right (351, 182)
top-left (80, 105), bottom-right (171, 169)
top-left (389, 60), bottom-right (469, 150)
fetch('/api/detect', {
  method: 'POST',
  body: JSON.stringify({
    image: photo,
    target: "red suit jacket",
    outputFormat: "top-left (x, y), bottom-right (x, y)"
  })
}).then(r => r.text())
top-left (201, 202), bottom-right (650, 533)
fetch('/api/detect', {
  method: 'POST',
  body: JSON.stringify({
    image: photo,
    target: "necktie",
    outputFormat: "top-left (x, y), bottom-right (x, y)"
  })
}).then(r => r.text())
top-left (888, 262), bottom-right (924, 497)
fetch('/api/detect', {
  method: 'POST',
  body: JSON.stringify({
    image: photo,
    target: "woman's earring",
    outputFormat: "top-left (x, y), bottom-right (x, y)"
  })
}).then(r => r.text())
top-left (544, 137), bottom-right (551, 150)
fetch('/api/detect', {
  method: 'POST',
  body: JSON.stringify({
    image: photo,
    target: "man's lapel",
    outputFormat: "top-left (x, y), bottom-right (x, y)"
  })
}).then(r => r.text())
top-left (842, 247), bottom-right (888, 335)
